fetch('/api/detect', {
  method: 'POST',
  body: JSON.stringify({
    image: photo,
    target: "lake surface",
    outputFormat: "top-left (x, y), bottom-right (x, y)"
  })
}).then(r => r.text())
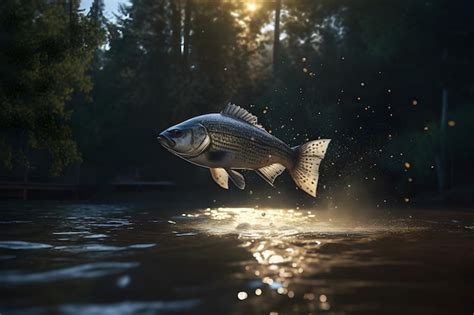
top-left (0, 203), bottom-right (473, 315)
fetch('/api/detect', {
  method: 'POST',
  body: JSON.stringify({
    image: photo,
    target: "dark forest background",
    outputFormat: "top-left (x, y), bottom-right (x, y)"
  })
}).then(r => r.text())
top-left (1, 0), bottom-right (474, 206)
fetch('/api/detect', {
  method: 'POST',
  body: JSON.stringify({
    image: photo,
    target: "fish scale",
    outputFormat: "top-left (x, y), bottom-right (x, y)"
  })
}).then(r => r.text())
top-left (205, 120), bottom-right (295, 169)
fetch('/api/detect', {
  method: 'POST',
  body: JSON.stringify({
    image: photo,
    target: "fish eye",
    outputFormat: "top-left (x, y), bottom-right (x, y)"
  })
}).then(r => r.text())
top-left (169, 129), bottom-right (183, 138)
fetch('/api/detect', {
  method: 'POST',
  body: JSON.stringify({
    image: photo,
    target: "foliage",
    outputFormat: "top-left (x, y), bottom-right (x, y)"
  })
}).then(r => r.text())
top-left (0, 0), bottom-right (104, 175)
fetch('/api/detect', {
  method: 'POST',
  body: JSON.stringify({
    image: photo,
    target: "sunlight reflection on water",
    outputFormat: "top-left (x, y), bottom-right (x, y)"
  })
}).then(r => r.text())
top-left (192, 207), bottom-right (400, 236)
top-left (187, 206), bottom-right (423, 313)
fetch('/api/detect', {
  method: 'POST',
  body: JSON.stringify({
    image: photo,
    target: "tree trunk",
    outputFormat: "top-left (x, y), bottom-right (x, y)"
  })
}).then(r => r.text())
top-left (69, 0), bottom-right (76, 37)
top-left (449, 148), bottom-right (454, 188)
top-left (273, 0), bottom-right (282, 77)
top-left (437, 87), bottom-right (448, 194)
top-left (170, 0), bottom-right (182, 64)
top-left (22, 166), bottom-right (29, 201)
top-left (183, 0), bottom-right (193, 70)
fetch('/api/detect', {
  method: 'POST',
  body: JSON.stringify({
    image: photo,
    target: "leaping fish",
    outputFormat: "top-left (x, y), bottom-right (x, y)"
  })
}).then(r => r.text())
top-left (157, 103), bottom-right (331, 197)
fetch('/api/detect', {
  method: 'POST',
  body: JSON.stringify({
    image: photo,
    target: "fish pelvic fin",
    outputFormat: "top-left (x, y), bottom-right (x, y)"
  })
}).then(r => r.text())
top-left (226, 169), bottom-right (246, 190)
top-left (210, 168), bottom-right (229, 189)
top-left (290, 139), bottom-right (331, 197)
top-left (256, 163), bottom-right (286, 187)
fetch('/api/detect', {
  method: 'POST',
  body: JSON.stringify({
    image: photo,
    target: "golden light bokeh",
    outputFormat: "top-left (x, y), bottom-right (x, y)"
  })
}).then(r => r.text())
top-left (246, 2), bottom-right (258, 12)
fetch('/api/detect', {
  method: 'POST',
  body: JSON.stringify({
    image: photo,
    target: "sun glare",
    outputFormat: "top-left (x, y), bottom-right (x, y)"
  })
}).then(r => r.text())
top-left (246, 2), bottom-right (258, 12)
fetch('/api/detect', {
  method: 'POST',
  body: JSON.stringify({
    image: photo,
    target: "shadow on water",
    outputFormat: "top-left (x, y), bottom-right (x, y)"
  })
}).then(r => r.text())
top-left (0, 203), bottom-right (473, 314)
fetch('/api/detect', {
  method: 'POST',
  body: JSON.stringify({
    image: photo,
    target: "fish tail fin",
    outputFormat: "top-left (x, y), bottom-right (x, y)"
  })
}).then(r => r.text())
top-left (289, 139), bottom-right (331, 197)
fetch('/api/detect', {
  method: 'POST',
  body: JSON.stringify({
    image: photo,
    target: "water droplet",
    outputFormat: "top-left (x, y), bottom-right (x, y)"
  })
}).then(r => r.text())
top-left (237, 291), bottom-right (248, 300)
top-left (303, 293), bottom-right (315, 300)
top-left (319, 294), bottom-right (327, 302)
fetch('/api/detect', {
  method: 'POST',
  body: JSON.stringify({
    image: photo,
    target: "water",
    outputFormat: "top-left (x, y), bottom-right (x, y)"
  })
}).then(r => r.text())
top-left (0, 203), bottom-right (473, 315)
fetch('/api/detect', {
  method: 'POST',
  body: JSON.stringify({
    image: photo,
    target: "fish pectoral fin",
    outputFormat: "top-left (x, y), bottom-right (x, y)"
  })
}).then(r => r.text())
top-left (256, 163), bottom-right (286, 187)
top-left (226, 169), bottom-right (245, 190)
top-left (210, 168), bottom-right (229, 189)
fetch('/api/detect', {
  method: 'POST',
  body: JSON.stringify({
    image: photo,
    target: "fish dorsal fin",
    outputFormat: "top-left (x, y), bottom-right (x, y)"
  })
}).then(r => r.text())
top-left (256, 163), bottom-right (286, 187)
top-left (210, 168), bottom-right (229, 189)
top-left (221, 103), bottom-right (265, 130)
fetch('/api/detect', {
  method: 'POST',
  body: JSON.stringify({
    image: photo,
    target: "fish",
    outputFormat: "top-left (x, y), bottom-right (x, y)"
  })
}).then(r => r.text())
top-left (157, 103), bottom-right (330, 197)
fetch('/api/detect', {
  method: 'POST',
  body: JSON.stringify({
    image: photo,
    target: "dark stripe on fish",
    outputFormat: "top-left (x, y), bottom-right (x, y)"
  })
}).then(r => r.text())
top-left (207, 150), bottom-right (227, 162)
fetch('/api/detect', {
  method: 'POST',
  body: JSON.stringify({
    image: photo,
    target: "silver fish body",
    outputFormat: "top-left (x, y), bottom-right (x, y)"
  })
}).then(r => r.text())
top-left (184, 114), bottom-right (296, 170)
top-left (158, 104), bottom-right (330, 197)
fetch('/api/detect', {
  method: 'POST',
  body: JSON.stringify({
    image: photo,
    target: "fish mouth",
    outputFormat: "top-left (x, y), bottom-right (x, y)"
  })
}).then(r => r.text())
top-left (157, 132), bottom-right (176, 148)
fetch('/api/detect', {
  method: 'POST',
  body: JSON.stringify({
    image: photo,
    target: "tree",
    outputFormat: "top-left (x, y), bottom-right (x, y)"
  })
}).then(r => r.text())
top-left (0, 0), bottom-right (104, 175)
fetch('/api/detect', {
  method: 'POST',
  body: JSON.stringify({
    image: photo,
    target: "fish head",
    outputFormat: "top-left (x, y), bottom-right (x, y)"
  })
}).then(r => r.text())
top-left (158, 120), bottom-right (210, 157)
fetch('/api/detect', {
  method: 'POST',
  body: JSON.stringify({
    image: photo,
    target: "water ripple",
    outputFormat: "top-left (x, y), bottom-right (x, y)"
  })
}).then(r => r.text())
top-left (53, 243), bottom-right (157, 253)
top-left (60, 300), bottom-right (200, 315)
top-left (84, 234), bottom-right (109, 239)
top-left (53, 232), bottom-right (90, 235)
top-left (0, 241), bottom-right (52, 250)
top-left (0, 262), bottom-right (139, 285)
top-left (7, 300), bottom-right (200, 315)
top-left (127, 244), bottom-right (156, 249)
top-left (54, 244), bottom-right (126, 252)
top-left (175, 232), bottom-right (197, 237)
